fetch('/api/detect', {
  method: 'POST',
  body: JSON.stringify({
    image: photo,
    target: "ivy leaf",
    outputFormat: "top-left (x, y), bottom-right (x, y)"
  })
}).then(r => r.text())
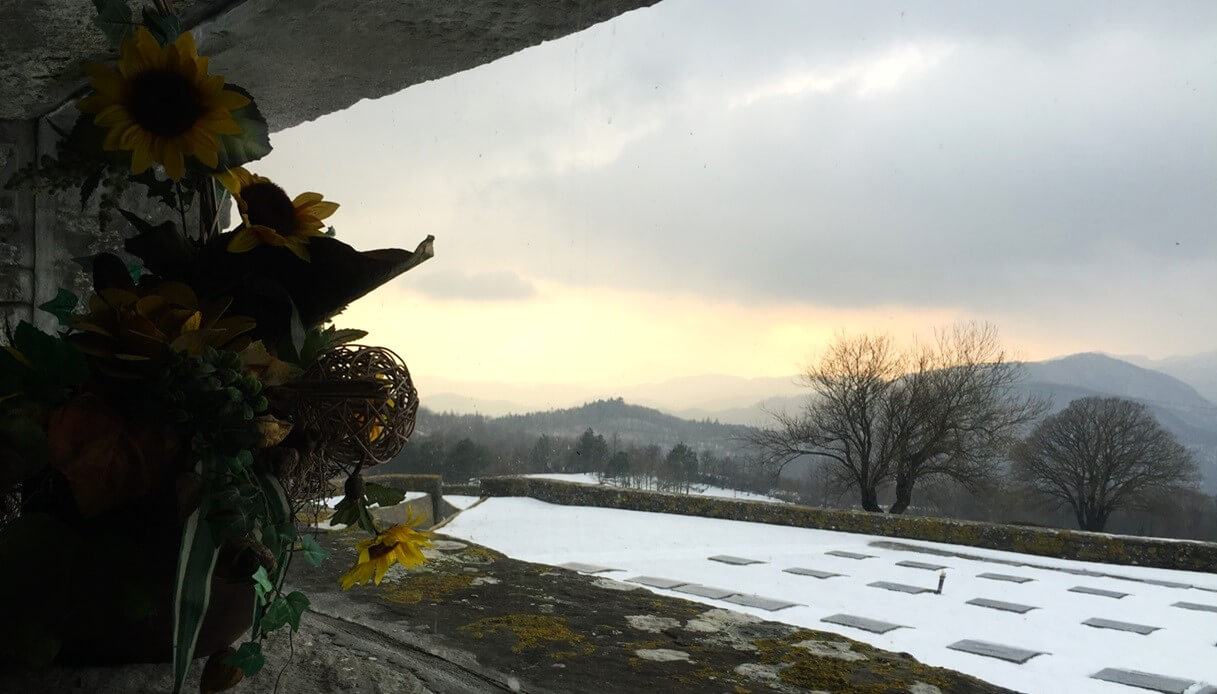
top-left (298, 534), bottom-right (328, 567)
top-left (37, 289), bottom-right (78, 326)
top-left (284, 591), bottom-right (309, 632)
top-left (141, 7), bottom-right (182, 46)
top-left (224, 641), bottom-right (265, 678)
top-left (260, 595), bottom-right (291, 633)
top-left (251, 566), bottom-right (274, 604)
top-left (118, 208), bottom-right (158, 237)
top-left (91, 0), bottom-right (136, 48)
top-left (363, 482), bottom-right (406, 508)
top-left (213, 85), bottom-right (272, 171)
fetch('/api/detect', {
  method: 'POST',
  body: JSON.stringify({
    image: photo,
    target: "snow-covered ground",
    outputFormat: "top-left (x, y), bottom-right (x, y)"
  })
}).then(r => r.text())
top-left (519, 472), bottom-right (789, 504)
top-left (441, 497), bottom-right (1217, 694)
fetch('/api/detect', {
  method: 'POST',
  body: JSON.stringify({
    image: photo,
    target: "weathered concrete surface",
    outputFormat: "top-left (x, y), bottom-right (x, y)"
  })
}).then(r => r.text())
top-left (0, 531), bottom-right (1014, 693)
top-left (480, 477), bottom-right (1217, 572)
top-left (0, 0), bottom-right (663, 126)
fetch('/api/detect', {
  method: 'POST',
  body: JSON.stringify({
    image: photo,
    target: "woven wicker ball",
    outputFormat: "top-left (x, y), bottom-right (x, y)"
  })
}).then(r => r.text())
top-left (294, 344), bottom-right (419, 469)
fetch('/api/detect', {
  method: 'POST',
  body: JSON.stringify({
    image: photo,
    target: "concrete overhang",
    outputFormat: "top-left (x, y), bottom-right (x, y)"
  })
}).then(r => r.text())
top-left (0, 0), bottom-right (661, 127)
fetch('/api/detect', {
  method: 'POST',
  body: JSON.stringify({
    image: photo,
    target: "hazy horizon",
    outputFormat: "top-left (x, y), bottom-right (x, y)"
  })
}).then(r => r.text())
top-left (245, 0), bottom-right (1217, 394)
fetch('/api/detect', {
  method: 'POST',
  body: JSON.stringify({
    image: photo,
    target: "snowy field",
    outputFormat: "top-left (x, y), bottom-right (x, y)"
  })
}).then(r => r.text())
top-left (519, 472), bottom-right (789, 504)
top-left (441, 497), bottom-right (1217, 694)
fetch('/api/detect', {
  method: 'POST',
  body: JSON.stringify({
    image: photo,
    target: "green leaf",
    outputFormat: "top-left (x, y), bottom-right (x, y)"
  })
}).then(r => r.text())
top-left (298, 534), bottom-right (328, 567)
top-left (329, 495), bottom-right (375, 533)
top-left (91, 0), bottom-right (135, 48)
top-left (10, 322), bottom-right (88, 395)
top-left (171, 493), bottom-right (221, 694)
top-left (260, 595), bottom-right (291, 633)
top-left (225, 641), bottom-right (265, 678)
top-left (37, 289), bottom-right (78, 326)
top-left (0, 417), bottom-right (50, 486)
top-left (79, 166), bottom-right (106, 211)
top-left (251, 565), bottom-right (274, 603)
top-left (284, 591), bottom-right (309, 632)
top-left (213, 85), bottom-right (272, 171)
top-left (141, 7), bottom-right (182, 45)
top-left (126, 262), bottom-right (142, 284)
top-left (118, 208), bottom-right (159, 237)
top-left (363, 482), bottom-right (406, 508)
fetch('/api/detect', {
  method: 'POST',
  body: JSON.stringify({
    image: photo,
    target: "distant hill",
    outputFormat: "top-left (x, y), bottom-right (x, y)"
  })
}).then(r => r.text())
top-left (1023, 353), bottom-right (1213, 410)
top-left (1116, 351), bottom-right (1217, 405)
top-left (411, 397), bottom-right (758, 458)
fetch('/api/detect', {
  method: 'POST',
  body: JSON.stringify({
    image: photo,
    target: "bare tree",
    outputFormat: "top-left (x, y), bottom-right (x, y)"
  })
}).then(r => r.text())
top-left (1011, 396), bottom-right (1199, 532)
top-left (885, 324), bottom-right (1045, 513)
top-left (747, 333), bottom-right (902, 511)
top-left (747, 324), bottom-right (1041, 514)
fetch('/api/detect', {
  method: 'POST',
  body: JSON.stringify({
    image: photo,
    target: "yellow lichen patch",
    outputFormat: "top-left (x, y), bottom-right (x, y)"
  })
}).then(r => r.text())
top-left (750, 630), bottom-right (957, 693)
top-left (380, 573), bottom-right (474, 604)
top-left (460, 546), bottom-right (501, 563)
top-left (458, 615), bottom-right (594, 659)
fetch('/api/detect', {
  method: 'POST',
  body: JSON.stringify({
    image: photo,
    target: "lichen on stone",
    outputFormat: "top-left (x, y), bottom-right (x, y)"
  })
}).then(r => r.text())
top-left (458, 614), bottom-right (594, 659)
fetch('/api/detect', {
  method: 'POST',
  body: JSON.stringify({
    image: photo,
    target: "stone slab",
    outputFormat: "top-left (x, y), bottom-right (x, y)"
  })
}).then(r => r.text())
top-left (626, 576), bottom-right (689, 590)
top-left (966, 598), bottom-right (1036, 614)
top-left (1061, 568), bottom-right (1106, 577)
top-left (708, 555), bottom-right (765, 566)
top-left (1092, 668), bottom-right (1200, 694)
top-left (821, 614), bottom-right (905, 634)
top-left (1172, 601), bottom-right (1217, 613)
top-left (557, 562), bottom-right (619, 574)
top-left (783, 567), bottom-right (842, 579)
top-left (722, 594), bottom-right (800, 611)
top-left (896, 560), bottom-right (948, 571)
top-left (826, 550), bottom-right (875, 560)
top-left (1069, 586), bottom-right (1128, 599)
top-left (1082, 618), bottom-right (1159, 635)
top-left (947, 639), bottom-right (1044, 664)
top-left (673, 584), bottom-right (739, 600)
top-left (976, 572), bottom-right (1033, 584)
top-left (1140, 579), bottom-right (1192, 589)
top-left (868, 581), bottom-right (932, 595)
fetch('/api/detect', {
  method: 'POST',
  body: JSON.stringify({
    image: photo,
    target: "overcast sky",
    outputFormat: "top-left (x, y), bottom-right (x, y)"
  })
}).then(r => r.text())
top-left (254, 0), bottom-right (1217, 395)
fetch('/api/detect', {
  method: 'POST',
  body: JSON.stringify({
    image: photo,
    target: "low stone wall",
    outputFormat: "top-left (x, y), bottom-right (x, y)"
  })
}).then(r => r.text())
top-left (479, 477), bottom-right (1217, 573)
top-left (365, 474), bottom-right (444, 523)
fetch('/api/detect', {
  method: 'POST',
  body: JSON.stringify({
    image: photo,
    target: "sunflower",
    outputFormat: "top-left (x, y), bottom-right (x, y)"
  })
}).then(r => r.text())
top-left (77, 27), bottom-right (249, 181)
top-left (339, 513), bottom-right (432, 589)
top-left (218, 167), bottom-right (339, 262)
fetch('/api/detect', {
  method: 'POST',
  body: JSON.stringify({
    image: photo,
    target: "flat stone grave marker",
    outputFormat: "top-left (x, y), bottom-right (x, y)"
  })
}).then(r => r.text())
top-left (1082, 618), bottom-right (1159, 635)
top-left (783, 567), bottom-right (842, 579)
top-left (708, 555), bottom-right (765, 566)
top-left (820, 614), bottom-right (905, 634)
top-left (826, 550), bottom-right (875, 560)
top-left (947, 639), bottom-right (1044, 664)
top-left (976, 572), bottom-right (1033, 584)
top-left (868, 581), bottom-right (932, 595)
top-left (1172, 601), bottom-right (1217, 613)
top-left (627, 576), bottom-right (689, 590)
top-left (1068, 586), bottom-right (1128, 599)
top-left (674, 584), bottom-right (738, 600)
top-left (1092, 668), bottom-right (1202, 694)
top-left (723, 593), bottom-right (800, 611)
top-left (557, 561), bottom-right (619, 574)
top-left (1140, 578), bottom-right (1192, 589)
top-left (896, 560), bottom-right (947, 571)
top-left (966, 598), bottom-right (1036, 614)
top-left (1194, 585), bottom-right (1217, 593)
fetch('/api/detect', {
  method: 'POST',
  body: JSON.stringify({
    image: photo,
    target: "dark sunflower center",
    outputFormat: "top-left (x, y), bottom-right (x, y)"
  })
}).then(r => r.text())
top-left (242, 182), bottom-right (297, 233)
top-left (127, 70), bottom-right (206, 137)
top-left (367, 542), bottom-right (394, 560)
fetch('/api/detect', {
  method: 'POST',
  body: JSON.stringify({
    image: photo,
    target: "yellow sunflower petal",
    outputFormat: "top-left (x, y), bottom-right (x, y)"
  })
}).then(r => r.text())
top-left (199, 112), bottom-right (244, 136)
top-left (292, 192), bottom-right (323, 206)
top-left (130, 141), bottom-right (156, 175)
top-left (87, 64), bottom-right (125, 99)
top-left (173, 30), bottom-right (199, 60)
top-left (372, 555), bottom-right (394, 585)
top-left (214, 168), bottom-right (246, 195)
top-left (214, 88), bottom-right (251, 111)
top-left (226, 228), bottom-right (261, 253)
top-left (186, 129), bottom-right (220, 169)
top-left (94, 104), bottom-right (131, 127)
top-left (304, 200), bottom-right (340, 220)
top-left (162, 140), bottom-right (187, 181)
top-left (339, 561), bottom-right (375, 590)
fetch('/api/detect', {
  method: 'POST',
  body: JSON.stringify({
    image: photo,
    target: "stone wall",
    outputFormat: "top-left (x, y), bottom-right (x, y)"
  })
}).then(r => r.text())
top-left (478, 477), bottom-right (1217, 573)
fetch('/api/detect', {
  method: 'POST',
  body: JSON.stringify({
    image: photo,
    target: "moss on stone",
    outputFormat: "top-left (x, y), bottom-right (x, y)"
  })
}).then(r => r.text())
top-left (380, 573), bottom-right (474, 604)
top-left (750, 629), bottom-right (959, 693)
top-left (459, 614), bottom-right (594, 658)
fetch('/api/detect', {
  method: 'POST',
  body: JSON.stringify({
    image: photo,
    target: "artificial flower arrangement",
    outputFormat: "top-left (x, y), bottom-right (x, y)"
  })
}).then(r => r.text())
top-left (0, 2), bottom-right (434, 691)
